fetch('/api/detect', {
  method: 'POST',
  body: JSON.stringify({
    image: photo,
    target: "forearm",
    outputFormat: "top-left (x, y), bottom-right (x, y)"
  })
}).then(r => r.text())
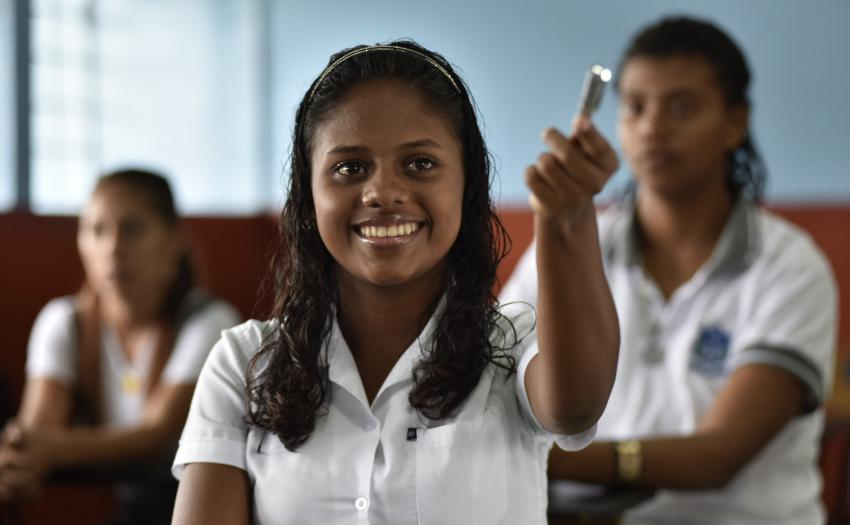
top-left (533, 206), bottom-right (619, 431)
top-left (33, 423), bottom-right (176, 470)
top-left (550, 434), bottom-right (743, 490)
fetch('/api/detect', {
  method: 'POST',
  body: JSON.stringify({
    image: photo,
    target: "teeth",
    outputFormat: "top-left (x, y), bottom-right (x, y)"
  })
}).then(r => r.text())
top-left (359, 222), bottom-right (420, 239)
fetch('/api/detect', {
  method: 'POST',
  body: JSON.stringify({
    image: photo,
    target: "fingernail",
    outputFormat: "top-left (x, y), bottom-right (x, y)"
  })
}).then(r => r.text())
top-left (575, 116), bottom-right (591, 133)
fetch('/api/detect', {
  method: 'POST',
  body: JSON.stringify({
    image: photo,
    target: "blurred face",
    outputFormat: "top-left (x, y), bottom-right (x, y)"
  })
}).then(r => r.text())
top-left (617, 55), bottom-right (747, 198)
top-left (310, 79), bottom-right (464, 290)
top-left (77, 182), bottom-right (182, 304)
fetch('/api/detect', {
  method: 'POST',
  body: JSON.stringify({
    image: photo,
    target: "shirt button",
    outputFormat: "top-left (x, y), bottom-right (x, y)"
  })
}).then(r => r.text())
top-left (365, 421), bottom-right (377, 431)
top-left (354, 497), bottom-right (369, 511)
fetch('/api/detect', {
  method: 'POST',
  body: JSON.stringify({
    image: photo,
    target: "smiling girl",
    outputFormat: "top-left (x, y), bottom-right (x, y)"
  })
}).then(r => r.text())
top-left (171, 41), bottom-right (620, 524)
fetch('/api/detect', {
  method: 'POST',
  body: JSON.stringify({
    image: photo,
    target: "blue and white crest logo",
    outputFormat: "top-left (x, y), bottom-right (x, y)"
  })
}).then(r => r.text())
top-left (690, 326), bottom-right (731, 376)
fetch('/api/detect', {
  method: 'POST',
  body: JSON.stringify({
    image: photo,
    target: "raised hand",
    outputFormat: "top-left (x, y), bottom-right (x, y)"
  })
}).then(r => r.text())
top-left (525, 115), bottom-right (619, 235)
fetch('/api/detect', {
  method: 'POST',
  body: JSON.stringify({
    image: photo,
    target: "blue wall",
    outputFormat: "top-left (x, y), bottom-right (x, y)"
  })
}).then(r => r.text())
top-left (268, 0), bottom-right (850, 206)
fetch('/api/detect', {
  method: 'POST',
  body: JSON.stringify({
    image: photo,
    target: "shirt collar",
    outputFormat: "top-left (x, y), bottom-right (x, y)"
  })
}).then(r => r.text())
top-left (605, 195), bottom-right (761, 277)
top-left (326, 296), bottom-right (445, 407)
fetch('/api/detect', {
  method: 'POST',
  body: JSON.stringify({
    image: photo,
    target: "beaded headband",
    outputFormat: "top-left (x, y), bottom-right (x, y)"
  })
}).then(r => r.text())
top-left (307, 45), bottom-right (462, 103)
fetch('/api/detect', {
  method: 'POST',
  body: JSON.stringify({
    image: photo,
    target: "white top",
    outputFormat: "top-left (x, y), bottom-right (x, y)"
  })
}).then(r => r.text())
top-left (500, 200), bottom-right (838, 525)
top-left (173, 306), bottom-right (595, 525)
top-left (26, 290), bottom-right (241, 426)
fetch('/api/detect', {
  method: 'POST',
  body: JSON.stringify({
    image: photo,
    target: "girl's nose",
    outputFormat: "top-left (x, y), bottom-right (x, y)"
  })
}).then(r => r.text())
top-left (361, 166), bottom-right (410, 208)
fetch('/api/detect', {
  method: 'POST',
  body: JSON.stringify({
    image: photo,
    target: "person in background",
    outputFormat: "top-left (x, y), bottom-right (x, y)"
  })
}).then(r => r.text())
top-left (170, 40), bottom-right (620, 524)
top-left (501, 16), bottom-right (838, 524)
top-left (0, 169), bottom-right (240, 525)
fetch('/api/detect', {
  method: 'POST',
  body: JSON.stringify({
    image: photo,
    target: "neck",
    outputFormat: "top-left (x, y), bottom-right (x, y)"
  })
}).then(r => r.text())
top-left (635, 180), bottom-right (733, 298)
top-left (336, 268), bottom-right (446, 362)
top-left (336, 265), bottom-right (446, 404)
top-left (100, 289), bottom-right (166, 333)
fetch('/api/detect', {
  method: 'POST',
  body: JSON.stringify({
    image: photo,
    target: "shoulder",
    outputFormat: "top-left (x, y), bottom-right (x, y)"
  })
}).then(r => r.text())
top-left (595, 203), bottom-right (624, 234)
top-left (26, 296), bottom-right (79, 381)
top-left (753, 209), bottom-right (835, 284)
top-left (180, 290), bottom-right (241, 325)
top-left (596, 202), bottom-right (631, 254)
top-left (173, 291), bottom-right (243, 344)
top-left (37, 295), bottom-right (76, 321)
top-left (205, 319), bottom-right (276, 375)
top-left (31, 296), bottom-right (77, 333)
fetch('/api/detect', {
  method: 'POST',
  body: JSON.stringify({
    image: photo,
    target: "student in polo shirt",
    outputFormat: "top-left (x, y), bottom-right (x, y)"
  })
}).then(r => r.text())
top-left (0, 170), bottom-right (240, 524)
top-left (500, 16), bottom-right (838, 525)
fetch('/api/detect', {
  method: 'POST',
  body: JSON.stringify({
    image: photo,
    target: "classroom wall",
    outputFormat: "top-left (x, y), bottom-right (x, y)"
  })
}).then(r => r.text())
top-left (267, 0), bottom-right (850, 206)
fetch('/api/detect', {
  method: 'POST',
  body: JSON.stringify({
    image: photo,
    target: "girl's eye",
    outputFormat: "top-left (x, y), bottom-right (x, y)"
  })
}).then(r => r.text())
top-left (120, 221), bottom-right (145, 240)
top-left (333, 161), bottom-right (365, 177)
top-left (668, 98), bottom-right (694, 118)
top-left (88, 223), bottom-right (104, 237)
top-left (406, 156), bottom-right (436, 172)
top-left (621, 100), bottom-right (643, 118)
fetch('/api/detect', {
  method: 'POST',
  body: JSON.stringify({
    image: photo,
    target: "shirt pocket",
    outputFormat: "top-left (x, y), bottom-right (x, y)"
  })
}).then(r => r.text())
top-left (415, 406), bottom-right (509, 524)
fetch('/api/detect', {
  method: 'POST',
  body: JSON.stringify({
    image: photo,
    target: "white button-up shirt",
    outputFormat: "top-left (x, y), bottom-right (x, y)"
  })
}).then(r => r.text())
top-left (173, 306), bottom-right (594, 524)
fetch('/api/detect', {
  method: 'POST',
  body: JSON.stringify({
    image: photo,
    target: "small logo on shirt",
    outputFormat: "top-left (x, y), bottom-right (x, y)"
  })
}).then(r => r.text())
top-left (406, 428), bottom-right (418, 441)
top-left (690, 326), bottom-right (730, 376)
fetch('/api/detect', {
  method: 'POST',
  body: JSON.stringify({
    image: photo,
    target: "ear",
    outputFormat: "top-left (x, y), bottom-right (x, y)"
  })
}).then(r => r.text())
top-left (724, 105), bottom-right (749, 150)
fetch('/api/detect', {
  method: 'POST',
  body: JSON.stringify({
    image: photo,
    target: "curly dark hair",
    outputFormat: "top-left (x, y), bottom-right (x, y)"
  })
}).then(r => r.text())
top-left (616, 16), bottom-right (767, 201)
top-left (247, 40), bottom-right (515, 451)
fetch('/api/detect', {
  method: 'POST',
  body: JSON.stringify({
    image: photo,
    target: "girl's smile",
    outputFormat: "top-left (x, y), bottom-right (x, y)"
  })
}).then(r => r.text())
top-left (353, 214), bottom-right (424, 246)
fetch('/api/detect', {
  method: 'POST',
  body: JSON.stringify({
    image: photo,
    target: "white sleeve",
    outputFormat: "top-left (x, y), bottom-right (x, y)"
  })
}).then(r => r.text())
top-left (172, 320), bottom-right (263, 478)
top-left (498, 241), bottom-right (538, 314)
top-left (730, 240), bottom-right (838, 413)
top-left (508, 309), bottom-right (596, 451)
top-left (161, 300), bottom-right (241, 385)
top-left (25, 297), bottom-right (78, 384)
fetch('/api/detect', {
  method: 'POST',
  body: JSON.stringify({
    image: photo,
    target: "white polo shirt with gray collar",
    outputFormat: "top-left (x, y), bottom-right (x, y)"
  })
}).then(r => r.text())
top-left (500, 199), bottom-right (838, 525)
top-left (173, 305), bottom-right (594, 524)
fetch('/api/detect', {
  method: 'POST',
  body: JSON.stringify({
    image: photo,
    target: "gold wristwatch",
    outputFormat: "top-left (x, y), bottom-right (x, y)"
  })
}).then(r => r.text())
top-left (615, 439), bottom-right (642, 483)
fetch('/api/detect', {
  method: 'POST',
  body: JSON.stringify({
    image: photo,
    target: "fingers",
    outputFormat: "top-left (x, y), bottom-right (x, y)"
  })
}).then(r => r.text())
top-left (540, 129), bottom-right (610, 196)
top-left (524, 121), bottom-right (619, 224)
top-left (0, 468), bottom-right (41, 501)
top-left (0, 446), bottom-right (35, 471)
top-left (0, 447), bottom-right (39, 502)
top-left (570, 116), bottom-right (620, 174)
top-left (2, 422), bottom-right (23, 448)
top-left (525, 165), bottom-right (563, 215)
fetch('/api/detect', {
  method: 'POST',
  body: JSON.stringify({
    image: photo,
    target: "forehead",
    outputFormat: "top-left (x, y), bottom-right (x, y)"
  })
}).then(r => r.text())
top-left (618, 55), bottom-right (722, 98)
top-left (83, 183), bottom-right (156, 221)
top-left (310, 80), bottom-right (460, 153)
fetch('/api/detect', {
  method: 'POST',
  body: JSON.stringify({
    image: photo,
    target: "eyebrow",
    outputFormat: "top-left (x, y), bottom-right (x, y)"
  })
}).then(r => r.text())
top-left (326, 139), bottom-right (443, 155)
top-left (620, 88), bottom-right (699, 100)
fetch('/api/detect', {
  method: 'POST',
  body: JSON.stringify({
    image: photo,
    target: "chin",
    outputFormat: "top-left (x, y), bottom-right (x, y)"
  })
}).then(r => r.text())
top-left (362, 272), bottom-right (418, 288)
